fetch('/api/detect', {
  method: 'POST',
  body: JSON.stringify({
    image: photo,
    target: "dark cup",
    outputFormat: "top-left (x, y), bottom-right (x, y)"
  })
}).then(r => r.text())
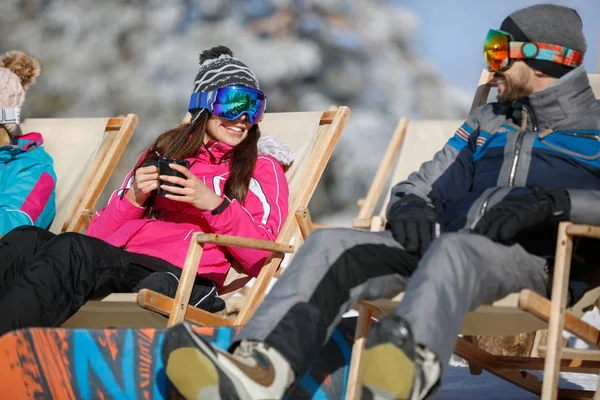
top-left (157, 159), bottom-right (190, 197)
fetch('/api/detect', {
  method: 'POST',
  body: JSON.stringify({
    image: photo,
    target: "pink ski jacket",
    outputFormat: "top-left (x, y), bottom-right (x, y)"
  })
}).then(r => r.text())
top-left (87, 137), bottom-right (292, 287)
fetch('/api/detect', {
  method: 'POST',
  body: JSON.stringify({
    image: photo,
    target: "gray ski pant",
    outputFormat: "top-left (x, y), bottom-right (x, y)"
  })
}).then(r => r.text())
top-left (236, 228), bottom-right (550, 375)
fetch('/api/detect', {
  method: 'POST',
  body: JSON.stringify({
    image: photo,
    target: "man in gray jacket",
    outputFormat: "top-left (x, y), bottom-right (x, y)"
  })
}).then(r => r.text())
top-left (162, 4), bottom-right (600, 400)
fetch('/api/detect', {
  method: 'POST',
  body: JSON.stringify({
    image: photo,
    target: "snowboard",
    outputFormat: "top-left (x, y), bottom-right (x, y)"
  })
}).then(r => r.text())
top-left (0, 318), bottom-right (357, 399)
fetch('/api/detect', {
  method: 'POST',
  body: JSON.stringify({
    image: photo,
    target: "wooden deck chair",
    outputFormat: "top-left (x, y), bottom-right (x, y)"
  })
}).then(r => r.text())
top-left (61, 107), bottom-right (351, 329)
top-left (296, 118), bottom-right (464, 399)
top-left (19, 115), bottom-right (138, 234)
top-left (297, 72), bottom-right (600, 399)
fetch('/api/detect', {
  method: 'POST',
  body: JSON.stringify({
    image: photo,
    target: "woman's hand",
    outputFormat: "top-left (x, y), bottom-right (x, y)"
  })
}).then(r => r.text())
top-left (126, 165), bottom-right (159, 207)
top-left (160, 163), bottom-right (223, 211)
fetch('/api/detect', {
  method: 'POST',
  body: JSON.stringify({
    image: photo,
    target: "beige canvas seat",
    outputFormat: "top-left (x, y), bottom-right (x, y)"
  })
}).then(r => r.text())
top-left (62, 107), bottom-right (351, 329)
top-left (20, 115), bottom-right (138, 233)
top-left (296, 71), bottom-right (600, 399)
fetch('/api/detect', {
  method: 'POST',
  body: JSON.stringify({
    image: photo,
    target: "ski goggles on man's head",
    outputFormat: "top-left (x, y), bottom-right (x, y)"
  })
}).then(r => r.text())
top-left (484, 29), bottom-right (584, 72)
top-left (188, 85), bottom-right (267, 124)
top-left (0, 108), bottom-right (20, 125)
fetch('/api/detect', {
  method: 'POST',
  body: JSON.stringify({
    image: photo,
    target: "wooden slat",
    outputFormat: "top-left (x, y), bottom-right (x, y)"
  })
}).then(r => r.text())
top-left (319, 110), bottom-right (337, 125)
top-left (537, 346), bottom-right (600, 362)
top-left (457, 338), bottom-right (600, 373)
top-left (196, 233), bottom-right (294, 253)
top-left (455, 338), bottom-right (542, 396)
top-left (354, 118), bottom-right (409, 222)
top-left (369, 215), bottom-right (386, 232)
top-left (566, 224), bottom-right (600, 239)
top-left (455, 338), bottom-right (596, 398)
top-left (106, 117), bottom-right (125, 130)
top-left (81, 208), bottom-right (95, 228)
top-left (295, 207), bottom-right (315, 240)
top-left (345, 305), bottom-right (372, 400)
top-left (137, 289), bottom-right (233, 326)
top-left (234, 106), bottom-right (351, 325)
top-left (234, 254), bottom-right (284, 325)
top-left (470, 69), bottom-right (495, 111)
top-left (519, 290), bottom-right (600, 348)
top-left (352, 218), bottom-right (372, 229)
top-left (542, 222), bottom-right (574, 400)
top-left (167, 233), bottom-right (205, 327)
top-left (61, 123), bottom-right (117, 232)
top-left (66, 114), bottom-right (138, 232)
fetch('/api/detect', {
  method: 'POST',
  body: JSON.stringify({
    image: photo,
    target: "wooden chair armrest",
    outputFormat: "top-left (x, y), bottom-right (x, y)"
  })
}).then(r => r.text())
top-left (81, 208), bottom-right (95, 228)
top-left (312, 223), bottom-right (331, 230)
top-left (195, 233), bottom-right (294, 253)
top-left (565, 224), bottom-right (600, 239)
top-left (352, 218), bottom-right (372, 229)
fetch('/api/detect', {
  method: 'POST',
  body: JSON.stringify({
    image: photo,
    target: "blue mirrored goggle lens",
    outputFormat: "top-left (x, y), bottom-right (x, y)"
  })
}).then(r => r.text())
top-left (212, 86), bottom-right (266, 124)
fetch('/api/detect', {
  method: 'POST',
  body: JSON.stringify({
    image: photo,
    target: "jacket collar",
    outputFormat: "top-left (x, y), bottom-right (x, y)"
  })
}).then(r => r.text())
top-left (0, 132), bottom-right (43, 153)
top-left (524, 66), bottom-right (597, 130)
top-left (199, 140), bottom-right (233, 164)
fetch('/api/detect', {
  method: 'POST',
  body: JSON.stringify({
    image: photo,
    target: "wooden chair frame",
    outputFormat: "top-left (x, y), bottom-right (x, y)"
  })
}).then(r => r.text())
top-left (22, 114), bottom-right (139, 234)
top-left (68, 115), bottom-right (139, 233)
top-left (296, 71), bottom-right (600, 399)
top-left (135, 107), bottom-right (351, 328)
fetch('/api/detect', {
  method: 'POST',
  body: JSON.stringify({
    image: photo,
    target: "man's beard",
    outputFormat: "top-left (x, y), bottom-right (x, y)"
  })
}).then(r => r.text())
top-left (496, 71), bottom-right (532, 104)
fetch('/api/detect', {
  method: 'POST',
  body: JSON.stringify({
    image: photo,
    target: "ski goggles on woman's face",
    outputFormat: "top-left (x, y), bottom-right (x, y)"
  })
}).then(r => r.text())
top-left (483, 29), bottom-right (584, 72)
top-left (188, 85), bottom-right (267, 124)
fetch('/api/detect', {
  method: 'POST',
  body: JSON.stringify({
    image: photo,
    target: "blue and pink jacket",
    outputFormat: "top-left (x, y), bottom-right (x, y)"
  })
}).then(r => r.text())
top-left (0, 132), bottom-right (57, 235)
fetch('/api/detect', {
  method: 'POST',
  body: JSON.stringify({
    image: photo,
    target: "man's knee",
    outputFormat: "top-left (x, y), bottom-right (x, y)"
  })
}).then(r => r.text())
top-left (426, 232), bottom-right (485, 269)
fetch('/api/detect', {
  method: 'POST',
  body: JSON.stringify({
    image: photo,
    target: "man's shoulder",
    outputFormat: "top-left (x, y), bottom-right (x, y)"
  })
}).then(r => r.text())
top-left (557, 100), bottom-right (600, 131)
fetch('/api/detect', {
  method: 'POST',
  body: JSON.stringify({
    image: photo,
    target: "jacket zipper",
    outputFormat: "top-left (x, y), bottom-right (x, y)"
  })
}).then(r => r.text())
top-left (508, 131), bottom-right (526, 186)
top-left (474, 105), bottom-right (538, 223)
top-left (477, 129), bottom-right (525, 218)
top-left (479, 134), bottom-right (526, 214)
top-left (477, 187), bottom-right (502, 218)
top-left (507, 103), bottom-right (538, 186)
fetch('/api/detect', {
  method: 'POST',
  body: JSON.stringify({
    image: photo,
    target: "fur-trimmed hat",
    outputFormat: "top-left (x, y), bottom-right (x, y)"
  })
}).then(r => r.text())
top-left (0, 51), bottom-right (41, 135)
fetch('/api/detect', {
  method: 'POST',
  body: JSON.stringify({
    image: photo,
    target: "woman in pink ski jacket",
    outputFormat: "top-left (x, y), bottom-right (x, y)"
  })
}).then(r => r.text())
top-left (0, 46), bottom-right (291, 335)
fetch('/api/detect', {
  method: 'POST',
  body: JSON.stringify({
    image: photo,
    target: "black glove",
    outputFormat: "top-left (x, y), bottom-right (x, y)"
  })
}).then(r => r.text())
top-left (387, 194), bottom-right (439, 256)
top-left (473, 187), bottom-right (570, 244)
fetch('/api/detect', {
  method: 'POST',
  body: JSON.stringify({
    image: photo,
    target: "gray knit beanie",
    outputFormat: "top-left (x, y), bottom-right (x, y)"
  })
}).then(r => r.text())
top-left (500, 4), bottom-right (587, 78)
top-left (192, 46), bottom-right (259, 93)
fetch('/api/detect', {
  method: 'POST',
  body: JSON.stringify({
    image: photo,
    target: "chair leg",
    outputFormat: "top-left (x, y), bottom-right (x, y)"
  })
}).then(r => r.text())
top-left (464, 336), bottom-right (483, 375)
top-left (455, 337), bottom-right (543, 396)
top-left (345, 305), bottom-right (372, 400)
top-left (541, 222), bottom-right (574, 400)
top-left (167, 233), bottom-right (205, 327)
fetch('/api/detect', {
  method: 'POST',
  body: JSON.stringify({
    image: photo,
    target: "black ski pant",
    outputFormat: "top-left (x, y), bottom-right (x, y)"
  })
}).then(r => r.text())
top-left (0, 226), bottom-right (215, 335)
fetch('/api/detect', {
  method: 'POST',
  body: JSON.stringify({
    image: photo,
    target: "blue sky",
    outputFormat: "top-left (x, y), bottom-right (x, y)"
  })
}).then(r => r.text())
top-left (396, 0), bottom-right (600, 92)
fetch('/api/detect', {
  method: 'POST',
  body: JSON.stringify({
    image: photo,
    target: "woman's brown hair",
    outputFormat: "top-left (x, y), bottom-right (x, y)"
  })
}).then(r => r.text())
top-left (138, 112), bottom-right (260, 205)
